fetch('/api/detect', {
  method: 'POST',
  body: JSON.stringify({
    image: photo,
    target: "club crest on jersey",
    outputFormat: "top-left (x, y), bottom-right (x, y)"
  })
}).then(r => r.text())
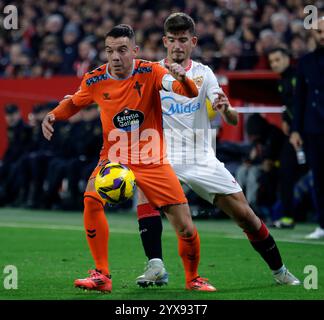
top-left (162, 96), bottom-right (201, 115)
top-left (113, 108), bottom-right (144, 131)
top-left (192, 76), bottom-right (204, 88)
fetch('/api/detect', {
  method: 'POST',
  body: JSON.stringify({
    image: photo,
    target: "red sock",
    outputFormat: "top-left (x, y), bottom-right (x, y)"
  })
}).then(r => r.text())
top-left (137, 203), bottom-right (160, 220)
top-left (244, 220), bottom-right (269, 242)
top-left (83, 192), bottom-right (109, 275)
top-left (177, 228), bottom-right (200, 283)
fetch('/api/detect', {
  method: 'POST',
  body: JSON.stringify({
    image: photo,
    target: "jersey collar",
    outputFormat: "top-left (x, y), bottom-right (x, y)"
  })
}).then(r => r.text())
top-left (106, 60), bottom-right (135, 80)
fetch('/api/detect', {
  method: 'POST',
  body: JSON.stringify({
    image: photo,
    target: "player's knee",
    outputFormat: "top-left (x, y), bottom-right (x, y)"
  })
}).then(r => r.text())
top-left (176, 223), bottom-right (195, 238)
top-left (83, 191), bottom-right (105, 210)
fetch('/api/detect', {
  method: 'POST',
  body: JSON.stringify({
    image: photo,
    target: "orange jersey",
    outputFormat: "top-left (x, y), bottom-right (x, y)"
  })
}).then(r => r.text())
top-left (71, 59), bottom-right (168, 165)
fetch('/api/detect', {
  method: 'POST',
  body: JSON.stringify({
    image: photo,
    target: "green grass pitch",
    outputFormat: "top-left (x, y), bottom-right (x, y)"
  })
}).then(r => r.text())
top-left (0, 208), bottom-right (323, 300)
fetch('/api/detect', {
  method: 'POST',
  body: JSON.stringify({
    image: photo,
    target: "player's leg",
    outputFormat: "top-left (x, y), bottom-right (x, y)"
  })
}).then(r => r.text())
top-left (137, 188), bottom-right (163, 262)
top-left (178, 156), bottom-right (300, 285)
top-left (74, 160), bottom-right (112, 292)
top-left (133, 163), bottom-right (216, 291)
top-left (136, 188), bottom-right (168, 287)
top-left (214, 191), bottom-right (300, 285)
top-left (163, 203), bottom-right (215, 291)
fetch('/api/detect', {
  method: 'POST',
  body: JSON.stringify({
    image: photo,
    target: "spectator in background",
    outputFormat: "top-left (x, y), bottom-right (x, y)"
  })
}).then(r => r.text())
top-left (45, 14), bottom-right (64, 37)
top-left (270, 12), bottom-right (291, 43)
top-left (4, 43), bottom-right (32, 77)
top-left (73, 39), bottom-right (97, 77)
top-left (25, 103), bottom-right (55, 208)
top-left (255, 29), bottom-right (280, 70)
top-left (268, 47), bottom-right (309, 228)
top-left (290, 17), bottom-right (324, 239)
top-left (290, 34), bottom-right (308, 60)
top-left (0, 104), bottom-right (32, 206)
top-left (60, 23), bottom-right (81, 75)
top-left (218, 36), bottom-right (255, 70)
top-left (39, 35), bottom-right (63, 77)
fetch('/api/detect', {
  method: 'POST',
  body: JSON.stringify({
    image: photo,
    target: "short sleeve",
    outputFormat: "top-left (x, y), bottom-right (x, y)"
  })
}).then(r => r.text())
top-left (71, 75), bottom-right (94, 107)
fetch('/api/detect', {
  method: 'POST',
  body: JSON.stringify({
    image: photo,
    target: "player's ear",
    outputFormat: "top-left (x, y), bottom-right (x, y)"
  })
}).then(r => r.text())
top-left (162, 36), bottom-right (168, 48)
top-left (191, 36), bottom-right (198, 47)
top-left (133, 45), bottom-right (139, 56)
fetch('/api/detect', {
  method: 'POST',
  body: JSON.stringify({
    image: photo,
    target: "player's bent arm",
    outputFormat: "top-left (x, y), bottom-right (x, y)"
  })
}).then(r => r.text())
top-left (162, 74), bottom-right (198, 98)
top-left (172, 77), bottom-right (198, 98)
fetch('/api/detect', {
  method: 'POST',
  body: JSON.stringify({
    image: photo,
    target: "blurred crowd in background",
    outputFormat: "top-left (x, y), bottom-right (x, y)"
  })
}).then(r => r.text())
top-left (0, 0), bottom-right (323, 78)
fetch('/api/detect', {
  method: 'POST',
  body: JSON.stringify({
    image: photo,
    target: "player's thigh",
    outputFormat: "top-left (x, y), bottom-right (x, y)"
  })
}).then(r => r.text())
top-left (173, 158), bottom-right (242, 204)
top-left (85, 159), bottom-right (108, 193)
top-left (130, 164), bottom-right (187, 208)
top-left (137, 187), bottom-right (149, 205)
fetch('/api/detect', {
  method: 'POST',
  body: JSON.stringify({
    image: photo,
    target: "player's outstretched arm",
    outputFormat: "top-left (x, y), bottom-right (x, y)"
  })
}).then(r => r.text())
top-left (164, 62), bottom-right (198, 98)
top-left (212, 92), bottom-right (238, 126)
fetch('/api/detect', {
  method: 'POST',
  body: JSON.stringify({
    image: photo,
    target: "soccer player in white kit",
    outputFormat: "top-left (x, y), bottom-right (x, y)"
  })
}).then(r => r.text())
top-left (136, 12), bottom-right (300, 289)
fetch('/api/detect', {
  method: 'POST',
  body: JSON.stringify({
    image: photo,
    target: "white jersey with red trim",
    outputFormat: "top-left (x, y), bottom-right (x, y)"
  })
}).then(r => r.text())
top-left (159, 59), bottom-right (223, 164)
top-left (159, 59), bottom-right (242, 200)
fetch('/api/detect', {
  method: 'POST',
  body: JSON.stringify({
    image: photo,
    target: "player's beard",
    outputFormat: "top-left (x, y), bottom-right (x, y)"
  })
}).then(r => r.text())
top-left (171, 51), bottom-right (186, 64)
top-left (173, 57), bottom-right (185, 64)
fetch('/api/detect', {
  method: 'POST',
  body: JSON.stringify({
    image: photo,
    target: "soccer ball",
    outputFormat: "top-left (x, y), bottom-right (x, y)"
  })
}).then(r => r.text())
top-left (95, 162), bottom-right (136, 204)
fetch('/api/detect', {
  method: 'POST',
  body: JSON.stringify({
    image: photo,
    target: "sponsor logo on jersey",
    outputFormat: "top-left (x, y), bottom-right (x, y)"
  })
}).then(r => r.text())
top-left (162, 96), bottom-right (201, 115)
top-left (86, 74), bottom-right (109, 86)
top-left (113, 108), bottom-right (144, 131)
top-left (132, 66), bottom-right (152, 75)
top-left (192, 76), bottom-right (204, 88)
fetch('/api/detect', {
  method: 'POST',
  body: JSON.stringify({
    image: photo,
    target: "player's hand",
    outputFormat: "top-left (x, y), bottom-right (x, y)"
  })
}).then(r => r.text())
top-left (212, 92), bottom-right (230, 112)
top-left (42, 113), bottom-right (55, 141)
top-left (165, 62), bottom-right (186, 82)
top-left (290, 131), bottom-right (303, 151)
top-left (212, 92), bottom-right (238, 125)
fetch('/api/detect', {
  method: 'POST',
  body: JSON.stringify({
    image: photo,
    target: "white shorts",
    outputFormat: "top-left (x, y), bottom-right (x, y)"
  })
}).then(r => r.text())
top-left (171, 153), bottom-right (242, 204)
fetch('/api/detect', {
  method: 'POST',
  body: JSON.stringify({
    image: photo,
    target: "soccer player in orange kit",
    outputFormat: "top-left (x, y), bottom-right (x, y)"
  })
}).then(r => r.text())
top-left (41, 24), bottom-right (216, 293)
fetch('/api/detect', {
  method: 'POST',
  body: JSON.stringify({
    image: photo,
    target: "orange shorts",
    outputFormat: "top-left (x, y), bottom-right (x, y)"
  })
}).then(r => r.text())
top-left (89, 159), bottom-right (187, 208)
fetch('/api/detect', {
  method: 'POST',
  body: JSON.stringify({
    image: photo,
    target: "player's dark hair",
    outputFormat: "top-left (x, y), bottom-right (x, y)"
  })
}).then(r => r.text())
top-left (267, 47), bottom-right (290, 58)
top-left (105, 24), bottom-right (135, 40)
top-left (164, 12), bottom-right (196, 35)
